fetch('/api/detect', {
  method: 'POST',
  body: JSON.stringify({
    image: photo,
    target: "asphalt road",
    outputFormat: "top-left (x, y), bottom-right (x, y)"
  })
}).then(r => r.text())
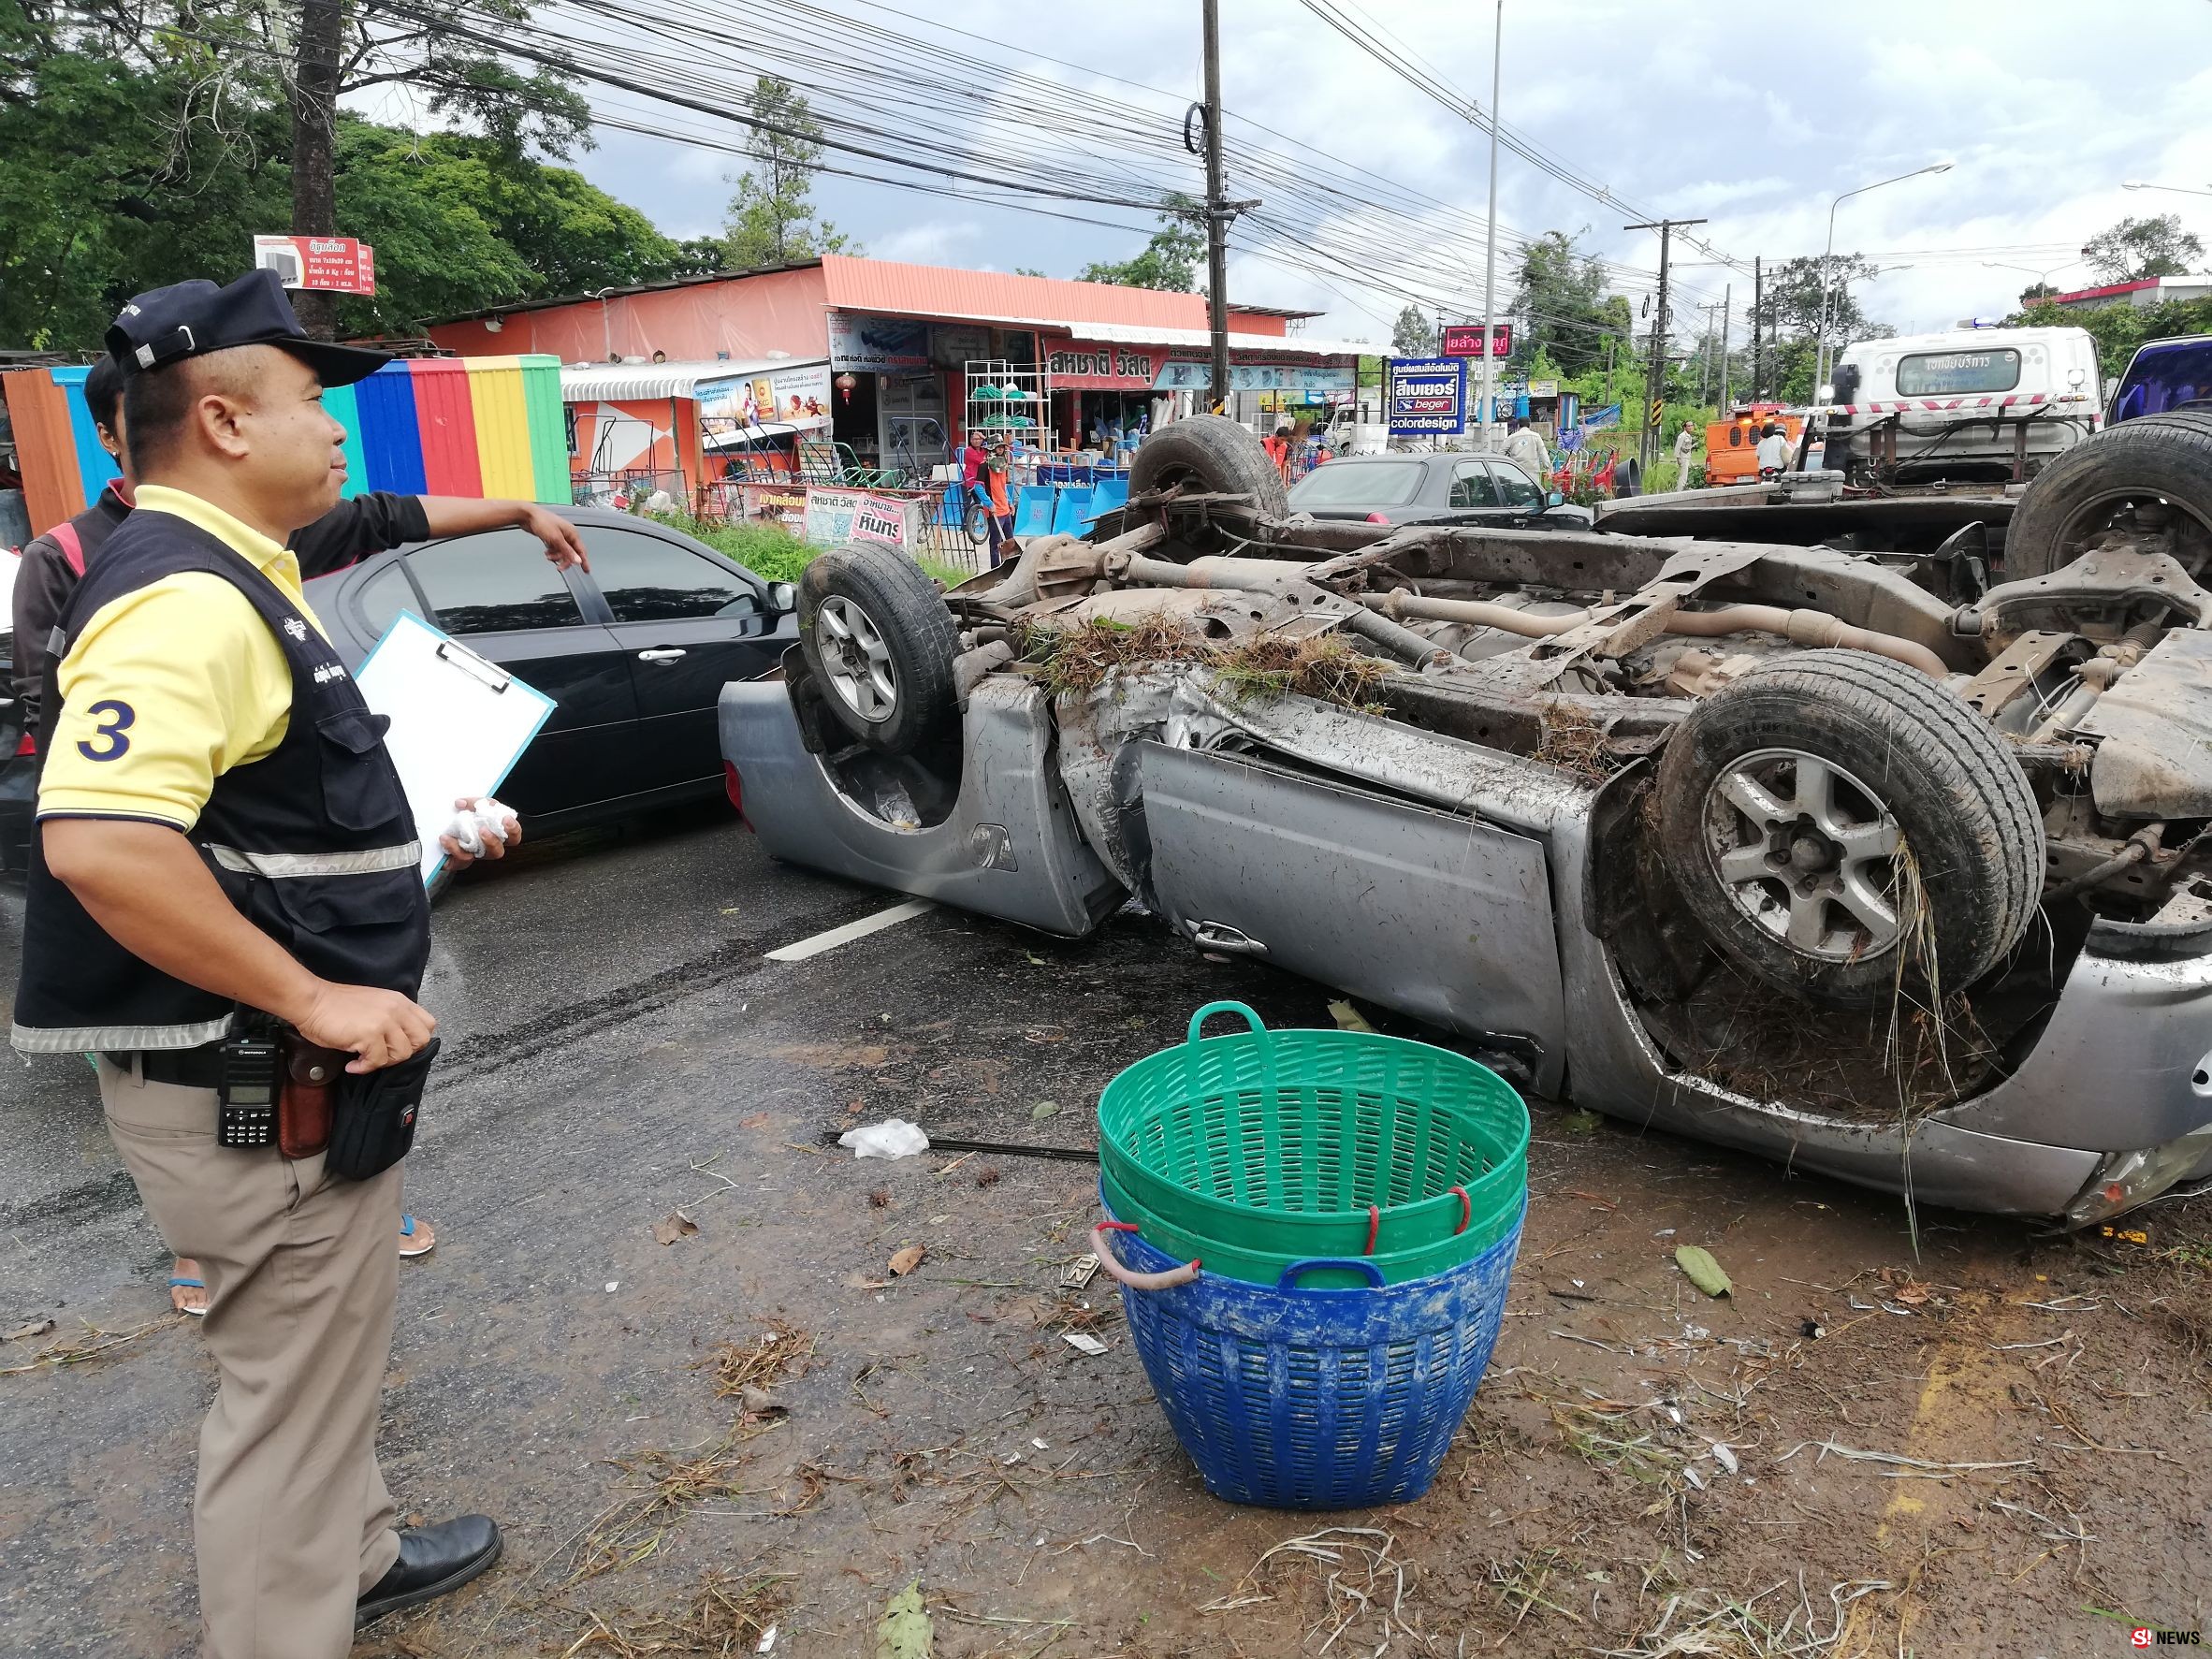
top-left (4, 800), bottom-right (2205, 1657)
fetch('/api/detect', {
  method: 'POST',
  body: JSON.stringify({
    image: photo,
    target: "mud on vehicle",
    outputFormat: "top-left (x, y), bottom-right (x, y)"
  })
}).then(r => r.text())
top-left (729, 414), bottom-right (2212, 1224)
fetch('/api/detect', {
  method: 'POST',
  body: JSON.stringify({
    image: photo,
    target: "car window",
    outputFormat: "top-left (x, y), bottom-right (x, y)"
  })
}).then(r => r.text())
top-left (1896, 349), bottom-right (2021, 396)
top-left (1491, 462), bottom-right (1544, 510)
top-left (406, 531), bottom-right (587, 636)
top-left (1287, 460), bottom-right (1426, 508)
top-left (1448, 462), bottom-right (1500, 510)
top-left (354, 560), bottom-right (417, 639)
top-left (584, 527), bottom-right (761, 623)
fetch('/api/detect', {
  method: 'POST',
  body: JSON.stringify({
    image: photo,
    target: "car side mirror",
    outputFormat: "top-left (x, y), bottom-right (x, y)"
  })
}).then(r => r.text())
top-left (766, 580), bottom-right (798, 614)
top-left (1546, 489), bottom-right (1564, 507)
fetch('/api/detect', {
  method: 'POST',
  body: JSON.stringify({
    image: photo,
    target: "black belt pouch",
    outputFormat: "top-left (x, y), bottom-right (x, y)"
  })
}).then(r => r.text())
top-left (327, 1038), bottom-right (440, 1181)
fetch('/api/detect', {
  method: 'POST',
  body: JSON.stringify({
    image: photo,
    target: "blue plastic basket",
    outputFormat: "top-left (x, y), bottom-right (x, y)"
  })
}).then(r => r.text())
top-left (1102, 1196), bottom-right (1522, 1509)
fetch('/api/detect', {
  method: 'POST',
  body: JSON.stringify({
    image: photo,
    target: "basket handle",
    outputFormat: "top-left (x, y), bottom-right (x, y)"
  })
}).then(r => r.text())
top-left (1091, 1221), bottom-right (1201, 1291)
top-left (1278, 1258), bottom-right (1387, 1290)
top-left (1185, 1000), bottom-right (1268, 1049)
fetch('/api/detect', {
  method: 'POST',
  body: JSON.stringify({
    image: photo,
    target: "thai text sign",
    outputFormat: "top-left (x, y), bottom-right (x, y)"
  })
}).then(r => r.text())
top-left (805, 486), bottom-right (925, 552)
top-left (1152, 361), bottom-right (1358, 393)
top-left (252, 235), bottom-right (376, 296)
top-left (1042, 336), bottom-right (1161, 389)
top-left (697, 362), bottom-right (832, 432)
top-left (1388, 357), bottom-right (1466, 435)
top-left (1440, 322), bottom-right (1512, 358)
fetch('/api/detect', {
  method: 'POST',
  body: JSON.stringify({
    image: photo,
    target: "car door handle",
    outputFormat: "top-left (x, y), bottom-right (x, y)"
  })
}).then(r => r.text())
top-left (636, 648), bottom-right (688, 664)
top-left (1187, 919), bottom-right (1269, 959)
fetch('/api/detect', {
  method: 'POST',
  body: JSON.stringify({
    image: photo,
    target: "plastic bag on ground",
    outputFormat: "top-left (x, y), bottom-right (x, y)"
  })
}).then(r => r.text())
top-left (839, 1118), bottom-right (931, 1159)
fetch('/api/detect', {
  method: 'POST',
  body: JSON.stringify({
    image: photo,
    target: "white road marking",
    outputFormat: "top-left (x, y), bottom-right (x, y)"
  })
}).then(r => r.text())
top-left (764, 899), bottom-right (935, 963)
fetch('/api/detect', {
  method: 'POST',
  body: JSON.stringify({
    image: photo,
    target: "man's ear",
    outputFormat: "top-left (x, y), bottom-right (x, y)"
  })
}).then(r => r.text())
top-left (196, 386), bottom-right (255, 462)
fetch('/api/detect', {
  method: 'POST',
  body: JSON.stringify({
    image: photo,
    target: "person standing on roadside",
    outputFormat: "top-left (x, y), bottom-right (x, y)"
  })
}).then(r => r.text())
top-left (1672, 420), bottom-right (1698, 488)
top-left (14, 270), bottom-right (512, 1655)
top-left (11, 343), bottom-right (588, 1317)
top-left (1503, 415), bottom-right (1551, 485)
top-left (983, 441), bottom-right (1014, 566)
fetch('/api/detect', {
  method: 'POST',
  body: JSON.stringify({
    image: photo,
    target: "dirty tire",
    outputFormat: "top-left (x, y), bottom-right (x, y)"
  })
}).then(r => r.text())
top-left (797, 545), bottom-right (957, 755)
top-left (2004, 412), bottom-right (2212, 579)
top-left (1654, 649), bottom-right (2044, 1009)
top-left (1128, 414), bottom-right (1289, 517)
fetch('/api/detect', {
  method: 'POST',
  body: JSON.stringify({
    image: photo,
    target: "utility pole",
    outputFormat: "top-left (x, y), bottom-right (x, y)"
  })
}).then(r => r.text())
top-left (1624, 216), bottom-right (1705, 473)
top-left (1751, 255), bottom-right (1763, 403)
top-left (1603, 335), bottom-right (1614, 408)
top-left (1201, 0), bottom-right (1230, 415)
top-left (1476, 0), bottom-right (1504, 451)
top-left (1696, 301), bottom-right (1718, 404)
top-left (1708, 283), bottom-right (1724, 414)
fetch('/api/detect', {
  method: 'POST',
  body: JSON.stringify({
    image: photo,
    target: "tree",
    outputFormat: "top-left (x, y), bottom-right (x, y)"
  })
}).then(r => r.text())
top-left (331, 121), bottom-right (686, 333)
top-left (1076, 204), bottom-right (1204, 291)
top-left (722, 76), bottom-right (856, 269)
top-left (1014, 266), bottom-right (1047, 278)
top-left (1390, 305), bottom-right (1435, 357)
top-left (0, 16), bottom-right (693, 348)
top-left (2083, 213), bottom-right (2205, 284)
top-left (1507, 229), bottom-right (1624, 375)
top-left (1753, 253), bottom-right (1895, 400)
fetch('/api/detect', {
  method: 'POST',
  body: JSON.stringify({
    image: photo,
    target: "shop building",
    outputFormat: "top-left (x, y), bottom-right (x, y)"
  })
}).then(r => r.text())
top-left (426, 255), bottom-right (1372, 477)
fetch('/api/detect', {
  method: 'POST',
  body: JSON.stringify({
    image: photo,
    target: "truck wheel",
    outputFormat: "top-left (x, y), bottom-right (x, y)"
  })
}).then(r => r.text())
top-left (1128, 414), bottom-right (1288, 517)
top-left (797, 546), bottom-right (957, 755)
top-left (2003, 412), bottom-right (2212, 579)
top-left (1654, 650), bottom-right (2044, 1009)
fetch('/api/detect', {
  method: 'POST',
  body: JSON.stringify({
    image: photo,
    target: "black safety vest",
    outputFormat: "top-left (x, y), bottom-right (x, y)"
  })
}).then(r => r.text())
top-left (10, 511), bottom-right (430, 1054)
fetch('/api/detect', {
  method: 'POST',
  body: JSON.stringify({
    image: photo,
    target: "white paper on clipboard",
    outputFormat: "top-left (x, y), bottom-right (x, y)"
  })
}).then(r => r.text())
top-left (354, 611), bottom-right (556, 883)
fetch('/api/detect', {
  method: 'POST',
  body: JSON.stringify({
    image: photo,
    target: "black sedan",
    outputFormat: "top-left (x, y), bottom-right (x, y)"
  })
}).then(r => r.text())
top-left (305, 508), bottom-right (798, 832)
top-left (1286, 452), bottom-right (1594, 529)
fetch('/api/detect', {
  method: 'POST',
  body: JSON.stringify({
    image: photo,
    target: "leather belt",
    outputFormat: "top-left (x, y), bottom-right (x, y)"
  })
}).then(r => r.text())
top-left (106, 1044), bottom-right (226, 1088)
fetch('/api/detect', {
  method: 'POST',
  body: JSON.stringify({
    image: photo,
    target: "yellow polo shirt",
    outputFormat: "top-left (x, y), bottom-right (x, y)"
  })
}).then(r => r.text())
top-left (38, 486), bottom-right (328, 832)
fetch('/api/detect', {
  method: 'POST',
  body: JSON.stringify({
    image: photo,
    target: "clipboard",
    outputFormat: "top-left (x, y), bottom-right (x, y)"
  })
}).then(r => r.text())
top-left (355, 611), bottom-right (557, 883)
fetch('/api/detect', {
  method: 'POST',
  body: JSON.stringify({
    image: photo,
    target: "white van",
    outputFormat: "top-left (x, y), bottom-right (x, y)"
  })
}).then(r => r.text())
top-left (1827, 326), bottom-right (2102, 482)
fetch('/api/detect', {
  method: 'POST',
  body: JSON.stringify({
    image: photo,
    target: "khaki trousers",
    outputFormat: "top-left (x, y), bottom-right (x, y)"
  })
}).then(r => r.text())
top-left (99, 1057), bottom-right (403, 1659)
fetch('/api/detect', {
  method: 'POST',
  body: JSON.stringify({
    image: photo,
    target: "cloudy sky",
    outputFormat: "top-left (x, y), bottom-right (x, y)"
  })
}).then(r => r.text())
top-left (546, 0), bottom-right (2212, 347)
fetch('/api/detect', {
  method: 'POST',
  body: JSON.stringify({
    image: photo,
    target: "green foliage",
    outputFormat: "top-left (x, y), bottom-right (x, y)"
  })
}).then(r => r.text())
top-left (333, 122), bottom-right (684, 332)
top-left (1390, 304), bottom-right (1435, 357)
top-left (2010, 294), bottom-right (2212, 381)
top-left (1509, 230), bottom-right (1629, 376)
top-left (2083, 213), bottom-right (2205, 284)
top-left (1076, 198), bottom-right (1204, 291)
top-left (649, 514), bottom-right (964, 588)
top-left (722, 77), bottom-right (856, 269)
top-left (0, 9), bottom-right (684, 348)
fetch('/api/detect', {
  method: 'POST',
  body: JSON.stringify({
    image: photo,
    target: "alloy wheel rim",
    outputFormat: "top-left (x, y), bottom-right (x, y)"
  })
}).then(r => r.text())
top-left (1700, 747), bottom-right (1906, 962)
top-left (816, 596), bottom-right (898, 722)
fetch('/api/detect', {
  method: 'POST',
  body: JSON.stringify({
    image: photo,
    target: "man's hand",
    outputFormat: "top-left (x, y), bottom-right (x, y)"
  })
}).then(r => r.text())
top-left (439, 795), bottom-right (522, 869)
top-left (291, 982), bottom-right (438, 1074)
top-left (519, 504), bottom-right (589, 572)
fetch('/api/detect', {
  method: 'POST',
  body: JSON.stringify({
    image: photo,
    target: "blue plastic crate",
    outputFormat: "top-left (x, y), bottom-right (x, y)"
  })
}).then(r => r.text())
top-left (1102, 1196), bottom-right (1521, 1508)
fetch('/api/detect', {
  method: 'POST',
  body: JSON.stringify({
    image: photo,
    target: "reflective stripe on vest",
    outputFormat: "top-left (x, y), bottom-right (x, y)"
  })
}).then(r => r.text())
top-left (9, 1012), bottom-right (236, 1055)
top-left (204, 841), bottom-right (422, 878)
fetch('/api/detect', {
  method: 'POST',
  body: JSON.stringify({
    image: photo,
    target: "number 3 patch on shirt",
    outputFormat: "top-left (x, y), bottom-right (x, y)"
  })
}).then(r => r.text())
top-left (76, 698), bottom-right (137, 762)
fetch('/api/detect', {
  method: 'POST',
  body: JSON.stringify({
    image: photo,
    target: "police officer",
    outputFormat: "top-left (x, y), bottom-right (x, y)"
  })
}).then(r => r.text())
top-left (14, 270), bottom-right (509, 1655)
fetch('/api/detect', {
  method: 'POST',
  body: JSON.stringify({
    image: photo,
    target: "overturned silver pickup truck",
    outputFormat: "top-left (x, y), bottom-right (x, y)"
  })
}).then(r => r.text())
top-left (722, 415), bottom-right (2212, 1225)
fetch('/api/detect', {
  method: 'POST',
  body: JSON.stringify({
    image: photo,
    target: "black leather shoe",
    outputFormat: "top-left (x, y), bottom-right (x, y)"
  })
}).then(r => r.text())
top-left (356, 1514), bottom-right (502, 1629)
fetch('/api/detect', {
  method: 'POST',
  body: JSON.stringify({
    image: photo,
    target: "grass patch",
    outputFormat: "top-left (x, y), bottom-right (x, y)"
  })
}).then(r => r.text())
top-left (562, 1569), bottom-right (794, 1656)
top-left (1534, 700), bottom-right (1613, 781)
top-left (1015, 613), bottom-right (1394, 709)
top-left (646, 512), bottom-right (968, 588)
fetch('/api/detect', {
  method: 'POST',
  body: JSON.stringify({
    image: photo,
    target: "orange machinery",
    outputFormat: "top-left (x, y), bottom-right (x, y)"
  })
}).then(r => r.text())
top-left (1703, 402), bottom-right (1806, 487)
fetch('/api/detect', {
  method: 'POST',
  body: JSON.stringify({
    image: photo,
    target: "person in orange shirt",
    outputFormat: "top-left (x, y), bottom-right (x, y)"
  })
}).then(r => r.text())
top-left (983, 442), bottom-right (1014, 566)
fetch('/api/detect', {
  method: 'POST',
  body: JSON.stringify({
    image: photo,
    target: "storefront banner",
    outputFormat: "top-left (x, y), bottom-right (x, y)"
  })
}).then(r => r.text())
top-left (1440, 322), bottom-right (1512, 358)
top-left (1041, 335), bottom-right (1162, 389)
top-left (1528, 380), bottom-right (1559, 399)
top-left (696, 362), bottom-right (832, 431)
top-left (805, 486), bottom-right (926, 552)
top-left (252, 234), bottom-right (377, 296)
top-left (1152, 360), bottom-right (1358, 393)
top-left (829, 313), bottom-right (931, 371)
top-left (739, 482), bottom-right (809, 529)
top-left (1388, 357), bottom-right (1466, 435)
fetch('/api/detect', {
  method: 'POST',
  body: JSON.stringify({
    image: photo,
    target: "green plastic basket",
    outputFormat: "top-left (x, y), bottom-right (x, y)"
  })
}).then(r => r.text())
top-left (1096, 1002), bottom-right (1529, 1261)
top-left (1099, 1164), bottom-right (1521, 1288)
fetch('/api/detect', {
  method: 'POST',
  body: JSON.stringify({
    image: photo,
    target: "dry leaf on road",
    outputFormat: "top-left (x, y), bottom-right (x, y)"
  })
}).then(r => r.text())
top-left (889, 1245), bottom-right (925, 1276)
top-left (652, 1209), bottom-right (699, 1246)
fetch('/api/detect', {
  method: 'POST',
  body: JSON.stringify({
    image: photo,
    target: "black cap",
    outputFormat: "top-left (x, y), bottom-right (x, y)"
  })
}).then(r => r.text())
top-left (106, 269), bottom-right (390, 386)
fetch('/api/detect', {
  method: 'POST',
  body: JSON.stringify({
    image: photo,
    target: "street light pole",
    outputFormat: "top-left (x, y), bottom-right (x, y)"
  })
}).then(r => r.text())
top-left (2123, 180), bottom-right (2212, 199)
top-left (1812, 162), bottom-right (1952, 400)
top-left (1477, 0), bottom-right (1503, 451)
top-left (1201, 0), bottom-right (1230, 416)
